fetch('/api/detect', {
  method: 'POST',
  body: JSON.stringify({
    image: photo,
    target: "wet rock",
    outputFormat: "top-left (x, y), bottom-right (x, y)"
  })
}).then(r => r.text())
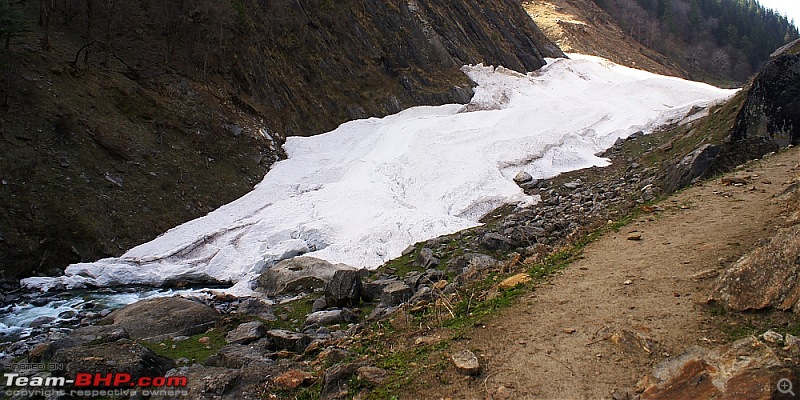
top-left (258, 256), bottom-right (356, 297)
top-left (304, 309), bottom-right (357, 327)
top-left (712, 225), bottom-right (800, 313)
top-left (381, 282), bottom-right (413, 306)
top-left (451, 349), bottom-right (481, 375)
top-left (108, 297), bottom-right (220, 341)
top-left (236, 297), bottom-right (276, 320)
top-left (53, 342), bottom-right (175, 382)
top-left (29, 316), bottom-right (55, 329)
top-left (325, 269), bottom-right (362, 308)
top-left (266, 329), bottom-right (312, 353)
top-left (274, 369), bottom-right (314, 390)
top-left (416, 247), bottom-right (440, 269)
top-left (225, 321), bottom-right (265, 345)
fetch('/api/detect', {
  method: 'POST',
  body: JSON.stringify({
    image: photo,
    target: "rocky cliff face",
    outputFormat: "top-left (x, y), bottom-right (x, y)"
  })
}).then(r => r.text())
top-left (0, 0), bottom-right (562, 279)
top-left (729, 41), bottom-right (800, 147)
top-left (222, 0), bottom-right (565, 136)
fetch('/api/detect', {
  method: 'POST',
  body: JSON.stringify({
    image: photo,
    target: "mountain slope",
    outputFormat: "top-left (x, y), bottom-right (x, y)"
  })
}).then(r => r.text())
top-left (22, 56), bottom-right (734, 293)
top-left (524, 0), bottom-right (686, 77)
top-left (0, 0), bottom-right (562, 280)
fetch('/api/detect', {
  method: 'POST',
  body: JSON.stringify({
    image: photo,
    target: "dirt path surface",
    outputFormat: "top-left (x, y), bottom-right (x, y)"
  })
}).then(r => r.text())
top-left (413, 147), bottom-right (800, 399)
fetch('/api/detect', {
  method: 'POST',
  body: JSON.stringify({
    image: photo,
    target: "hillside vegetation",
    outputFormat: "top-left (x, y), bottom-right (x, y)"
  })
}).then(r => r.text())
top-left (593, 0), bottom-right (799, 84)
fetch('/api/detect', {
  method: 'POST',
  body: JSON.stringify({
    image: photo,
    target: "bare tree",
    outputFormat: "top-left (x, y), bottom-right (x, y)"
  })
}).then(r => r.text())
top-left (102, 0), bottom-right (124, 67)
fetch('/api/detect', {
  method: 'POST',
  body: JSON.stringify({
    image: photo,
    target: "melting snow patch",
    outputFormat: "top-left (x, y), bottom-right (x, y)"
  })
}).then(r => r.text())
top-left (23, 55), bottom-right (736, 294)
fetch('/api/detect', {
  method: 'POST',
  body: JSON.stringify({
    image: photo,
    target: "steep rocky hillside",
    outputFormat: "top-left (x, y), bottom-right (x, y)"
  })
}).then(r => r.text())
top-left (0, 0), bottom-right (562, 279)
top-left (523, 0), bottom-right (686, 77)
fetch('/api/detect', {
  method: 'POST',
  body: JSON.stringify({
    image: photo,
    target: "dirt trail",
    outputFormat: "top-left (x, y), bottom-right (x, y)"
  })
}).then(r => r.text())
top-left (413, 147), bottom-right (800, 399)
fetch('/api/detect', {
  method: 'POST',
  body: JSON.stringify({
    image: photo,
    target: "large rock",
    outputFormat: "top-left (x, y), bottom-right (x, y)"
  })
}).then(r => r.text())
top-left (381, 282), bottom-right (413, 306)
top-left (324, 269), bottom-right (362, 308)
top-left (225, 321), bottom-right (266, 345)
top-left (480, 232), bottom-right (517, 251)
top-left (662, 144), bottom-right (721, 194)
top-left (266, 329), bottom-right (312, 353)
top-left (729, 46), bottom-right (800, 147)
top-left (304, 309), bottom-right (357, 327)
top-left (637, 337), bottom-right (795, 400)
top-left (416, 248), bottom-right (440, 269)
top-left (712, 225), bottom-right (800, 313)
top-left (53, 342), bottom-right (175, 382)
top-left (451, 349), bottom-right (481, 376)
top-left (107, 297), bottom-right (220, 341)
top-left (320, 362), bottom-right (364, 400)
top-left (257, 257), bottom-right (356, 297)
top-left (712, 44), bottom-right (800, 172)
top-left (236, 297), bottom-right (276, 321)
top-left (446, 253), bottom-right (499, 276)
top-left (361, 278), bottom-right (399, 302)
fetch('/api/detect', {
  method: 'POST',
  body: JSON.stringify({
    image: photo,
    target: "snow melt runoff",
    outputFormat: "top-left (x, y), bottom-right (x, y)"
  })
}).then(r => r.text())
top-left (23, 55), bottom-right (736, 294)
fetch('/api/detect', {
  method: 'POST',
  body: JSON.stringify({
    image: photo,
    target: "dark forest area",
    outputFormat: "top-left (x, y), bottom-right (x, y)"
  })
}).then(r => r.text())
top-left (593, 0), bottom-right (799, 84)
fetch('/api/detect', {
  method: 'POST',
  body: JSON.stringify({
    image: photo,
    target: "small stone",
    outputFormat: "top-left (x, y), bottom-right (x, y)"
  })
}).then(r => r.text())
top-left (624, 280), bottom-right (633, 285)
top-left (273, 369), bottom-right (313, 390)
top-left (451, 349), bottom-right (481, 375)
top-left (416, 247), bottom-right (440, 269)
top-left (401, 245), bottom-right (416, 256)
top-left (498, 273), bottom-right (531, 289)
top-left (198, 336), bottom-right (211, 344)
top-left (785, 333), bottom-right (800, 351)
top-left (312, 297), bottom-right (328, 312)
top-left (563, 328), bottom-right (577, 334)
top-left (356, 366), bottom-right (389, 385)
top-left (627, 232), bottom-right (642, 241)
top-left (414, 336), bottom-right (441, 346)
top-left (691, 269), bottom-right (719, 280)
top-left (761, 329), bottom-right (783, 344)
top-left (513, 171), bottom-right (533, 184)
top-left (28, 343), bottom-right (51, 359)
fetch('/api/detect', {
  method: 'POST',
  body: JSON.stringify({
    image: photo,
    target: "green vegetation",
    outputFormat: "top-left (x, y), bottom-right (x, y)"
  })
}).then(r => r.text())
top-left (141, 328), bottom-right (228, 364)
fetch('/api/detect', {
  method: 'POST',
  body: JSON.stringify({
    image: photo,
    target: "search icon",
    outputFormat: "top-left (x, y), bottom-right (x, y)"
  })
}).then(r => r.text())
top-left (778, 378), bottom-right (795, 396)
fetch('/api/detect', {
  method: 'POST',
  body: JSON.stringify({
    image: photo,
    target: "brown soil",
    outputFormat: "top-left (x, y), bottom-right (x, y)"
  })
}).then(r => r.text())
top-left (407, 147), bottom-right (800, 399)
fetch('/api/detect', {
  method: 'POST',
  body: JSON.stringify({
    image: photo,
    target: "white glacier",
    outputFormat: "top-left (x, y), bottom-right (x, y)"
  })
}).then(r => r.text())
top-left (22, 55), bottom-right (736, 295)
